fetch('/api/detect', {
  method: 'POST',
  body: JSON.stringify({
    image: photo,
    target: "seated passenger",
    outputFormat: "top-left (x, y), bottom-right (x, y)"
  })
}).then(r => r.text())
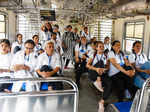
top-left (87, 41), bottom-right (111, 112)
top-left (0, 39), bottom-right (13, 92)
top-left (35, 41), bottom-right (62, 90)
top-left (128, 41), bottom-right (150, 88)
top-left (74, 36), bottom-right (91, 88)
top-left (32, 35), bottom-right (42, 57)
top-left (11, 33), bottom-right (24, 54)
top-left (88, 41), bottom-right (97, 56)
top-left (87, 41), bottom-right (111, 111)
top-left (104, 36), bottom-right (111, 57)
top-left (11, 40), bottom-right (37, 92)
top-left (108, 40), bottom-right (136, 102)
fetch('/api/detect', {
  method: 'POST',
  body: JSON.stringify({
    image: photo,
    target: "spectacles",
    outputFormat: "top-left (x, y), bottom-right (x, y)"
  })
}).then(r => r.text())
top-left (25, 47), bottom-right (33, 50)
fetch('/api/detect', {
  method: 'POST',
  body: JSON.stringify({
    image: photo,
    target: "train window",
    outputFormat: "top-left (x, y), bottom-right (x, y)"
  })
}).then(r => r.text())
top-left (124, 21), bottom-right (145, 53)
top-left (0, 15), bottom-right (6, 39)
top-left (17, 14), bottom-right (40, 41)
top-left (90, 19), bottom-right (112, 41)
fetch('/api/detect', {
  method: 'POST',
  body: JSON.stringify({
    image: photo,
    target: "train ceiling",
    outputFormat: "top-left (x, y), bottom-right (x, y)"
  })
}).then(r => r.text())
top-left (0, 0), bottom-right (150, 22)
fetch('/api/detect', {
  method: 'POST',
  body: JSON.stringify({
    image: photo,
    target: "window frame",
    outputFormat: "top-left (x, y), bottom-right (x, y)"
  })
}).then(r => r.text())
top-left (0, 14), bottom-right (7, 39)
top-left (123, 19), bottom-right (145, 54)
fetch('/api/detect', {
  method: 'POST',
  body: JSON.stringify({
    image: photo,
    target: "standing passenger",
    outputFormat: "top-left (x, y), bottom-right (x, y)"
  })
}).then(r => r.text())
top-left (81, 26), bottom-right (90, 41)
top-left (62, 25), bottom-right (75, 69)
top-left (41, 21), bottom-right (53, 41)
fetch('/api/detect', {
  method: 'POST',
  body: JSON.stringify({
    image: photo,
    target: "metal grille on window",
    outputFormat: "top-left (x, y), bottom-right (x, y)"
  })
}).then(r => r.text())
top-left (16, 12), bottom-right (41, 42)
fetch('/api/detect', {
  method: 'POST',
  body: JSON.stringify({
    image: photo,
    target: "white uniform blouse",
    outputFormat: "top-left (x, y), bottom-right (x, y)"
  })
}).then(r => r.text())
top-left (11, 50), bottom-right (37, 78)
top-left (104, 43), bottom-right (111, 51)
top-left (0, 53), bottom-right (13, 78)
top-left (108, 51), bottom-right (125, 77)
top-left (11, 41), bottom-right (24, 54)
top-left (128, 53), bottom-right (148, 68)
top-left (75, 43), bottom-right (92, 58)
top-left (36, 52), bottom-right (61, 70)
top-left (89, 53), bottom-right (107, 66)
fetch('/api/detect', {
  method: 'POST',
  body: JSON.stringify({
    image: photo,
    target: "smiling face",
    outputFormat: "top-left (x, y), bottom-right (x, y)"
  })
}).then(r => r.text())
top-left (96, 42), bottom-right (104, 54)
top-left (133, 42), bottom-right (142, 54)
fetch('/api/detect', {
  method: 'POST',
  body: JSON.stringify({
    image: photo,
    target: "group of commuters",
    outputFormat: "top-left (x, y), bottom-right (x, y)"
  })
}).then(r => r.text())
top-left (0, 21), bottom-right (150, 112)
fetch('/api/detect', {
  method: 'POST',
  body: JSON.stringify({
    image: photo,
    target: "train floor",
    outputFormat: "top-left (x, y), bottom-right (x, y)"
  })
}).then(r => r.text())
top-left (63, 67), bottom-right (118, 112)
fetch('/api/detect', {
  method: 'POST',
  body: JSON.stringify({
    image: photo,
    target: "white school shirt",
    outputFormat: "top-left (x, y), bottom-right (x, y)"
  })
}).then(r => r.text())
top-left (75, 43), bottom-right (92, 58)
top-left (104, 43), bottom-right (111, 51)
top-left (11, 41), bottom-right (24, 54)
top-left (128, 53), bottom-right (148, 68)
top-left (34, 43), bottom-right (42, 52)
top-left (108, 51), bottom-right (125, 77)
top-left (0, 53), bottom-right (13, 78)
top-left (11, 50), bottom-right (37, 78)
top-left (89, 53), bottom-right (107, 66)
top-left (42, 31), bottom-right (52, 41)
top-left (36, 52), bottom-right (61, 70)
top-left (81, 31), bottom-right (90, 41)
top-left (56, 32), bottom-right (62, 44)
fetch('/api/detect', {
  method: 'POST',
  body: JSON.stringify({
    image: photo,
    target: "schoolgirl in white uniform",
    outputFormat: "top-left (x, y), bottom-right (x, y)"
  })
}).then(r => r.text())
top-left (0, 39), bottom-right (13, 92)
top-left (53, 24), bottom-right (62, 44)
top-left (41, 22), bottom-right (53, 41)
top-left (108, 40), bottom-right (136, 102)
top-left (11, 34), bottom-right (24, 54)
top-left (50, 32), bottom-right (63, 55)
top-left (87, 41), bottom-right (111, 112)
top-left (128, 41), bottom-right (150, 88)
top-left (81, 27), bottom-right (90, 41)
top-left (11, 40), bottom-right (37, 92)
top-left (75, 36), bottom-right (92, 88)
top-left (32, 35), bottom-right (42, 57)
top-left (104, 36), bottom-right (111, 51)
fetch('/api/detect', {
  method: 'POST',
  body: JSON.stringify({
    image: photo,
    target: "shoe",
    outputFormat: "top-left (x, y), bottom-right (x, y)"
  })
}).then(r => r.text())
top-left (98, 100), bottom-right (104, 112)
top-left (64, 66), bottom-right (69, 69)
top-left (64, 66), bottom-right (68, 69)
top-left (93, 81), bottom-right (103, 92)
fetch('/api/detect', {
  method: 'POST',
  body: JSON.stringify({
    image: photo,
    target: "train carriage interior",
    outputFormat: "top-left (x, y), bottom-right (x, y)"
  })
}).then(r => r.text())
top-left (0, 0), bottom-right (150, 112)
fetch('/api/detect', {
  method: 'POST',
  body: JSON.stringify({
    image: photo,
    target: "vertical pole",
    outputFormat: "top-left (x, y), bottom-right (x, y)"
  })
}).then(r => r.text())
top-left (98, 21), bottom-right (100, 40)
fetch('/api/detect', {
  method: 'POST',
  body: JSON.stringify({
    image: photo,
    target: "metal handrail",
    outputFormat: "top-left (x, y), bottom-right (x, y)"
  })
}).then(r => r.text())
top-left (0, 77), bottom-right (79, 112)
top-left (136, 78), bottom-right (150, 112)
